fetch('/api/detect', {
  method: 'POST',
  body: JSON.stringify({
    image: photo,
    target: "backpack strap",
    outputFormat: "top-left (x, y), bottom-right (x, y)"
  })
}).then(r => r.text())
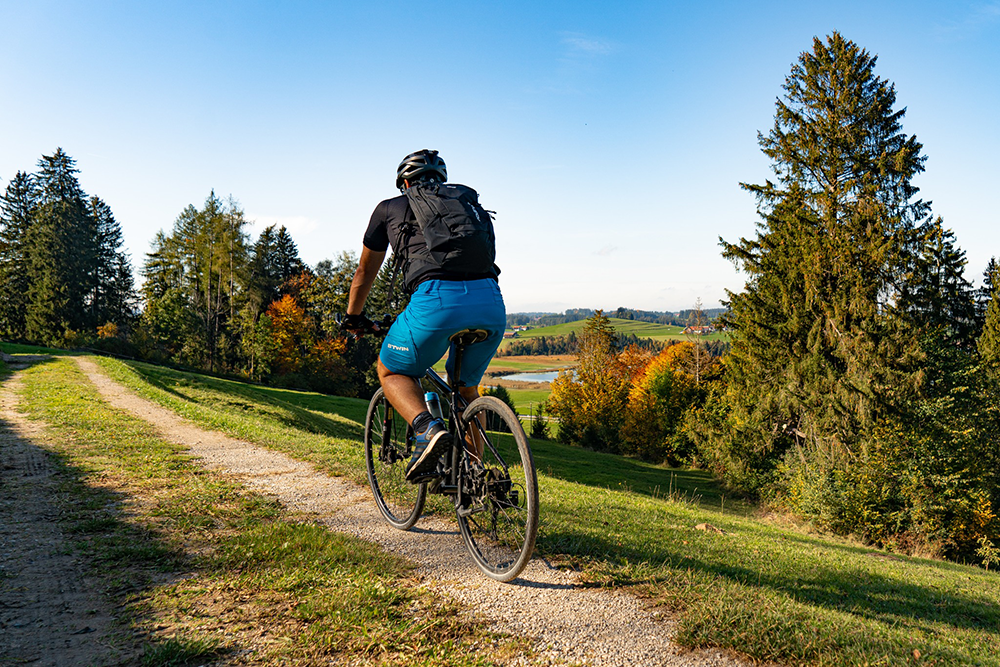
top-left (384, 249), bottom-right (402, 304)
top-left (385, 216), bottom-right (417, 302)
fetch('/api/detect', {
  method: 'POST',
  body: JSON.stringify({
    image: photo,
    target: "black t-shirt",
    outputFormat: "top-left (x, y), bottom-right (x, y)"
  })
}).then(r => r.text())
top-left (363, 194), bottom-right (499, 292)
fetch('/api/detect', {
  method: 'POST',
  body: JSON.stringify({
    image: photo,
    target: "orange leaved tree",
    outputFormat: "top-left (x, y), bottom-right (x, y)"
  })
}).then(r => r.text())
top-left (622, 342), bottom-right (708, 463)
top-left (548, 311), bottom-right (650, 452)
top-left (266, 294), bottom-right (311, 376)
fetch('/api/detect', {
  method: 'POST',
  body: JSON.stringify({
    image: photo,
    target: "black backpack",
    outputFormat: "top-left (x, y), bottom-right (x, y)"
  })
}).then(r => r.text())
top-left (403, 182), bottom-right (496, 273)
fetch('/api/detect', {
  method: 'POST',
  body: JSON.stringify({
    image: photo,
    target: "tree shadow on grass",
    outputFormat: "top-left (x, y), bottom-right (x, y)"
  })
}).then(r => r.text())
top-left (541, 526), bottom-right (1000, 637)
top-left (120, 360), bottom-right (367, 442)
top-left (0, 411), bottom-right (198, 664)
top-left (530, 436), bottom-right (748, 514)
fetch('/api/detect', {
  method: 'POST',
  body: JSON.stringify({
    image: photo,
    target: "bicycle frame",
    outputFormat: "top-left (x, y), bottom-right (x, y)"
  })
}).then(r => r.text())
top-left (419, 343), bottom-right (512, 514)
top-left (362, 325), bottom-right (540, 581)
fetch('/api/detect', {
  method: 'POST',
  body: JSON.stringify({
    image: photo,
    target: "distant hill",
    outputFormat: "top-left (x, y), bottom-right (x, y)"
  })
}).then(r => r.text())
top-left (507, 307), bottom-right (727, 329)
top-left (511, 317), bottom-right (727, 343)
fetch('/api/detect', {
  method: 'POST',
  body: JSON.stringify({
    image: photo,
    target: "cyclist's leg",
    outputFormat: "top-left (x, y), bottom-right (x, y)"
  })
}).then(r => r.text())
top-left (377, 360), bottom-right (425, 424)
top-left (378, 282), bottom-right (450, 422)
top-left (379, 282), bottom-right (460, 480)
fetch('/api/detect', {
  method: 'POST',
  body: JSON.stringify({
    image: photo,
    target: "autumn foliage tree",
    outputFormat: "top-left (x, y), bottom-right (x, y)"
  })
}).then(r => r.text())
top-left (549, 312), bottom-right (627, 452)
top-left (266, 294), bottom-right (309, 376)
top-left (548, 312), bottom-right (651, 452)
top-left (622, 342), bottom-right (716, 463)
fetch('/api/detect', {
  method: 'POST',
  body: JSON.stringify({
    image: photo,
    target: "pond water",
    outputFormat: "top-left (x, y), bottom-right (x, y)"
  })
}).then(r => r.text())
top-left (501, 371), bottom-right (561, 383)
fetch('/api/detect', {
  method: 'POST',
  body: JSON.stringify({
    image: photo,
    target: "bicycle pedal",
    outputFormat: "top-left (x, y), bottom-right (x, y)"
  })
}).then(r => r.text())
top-left (456, 503), bottom-right (485, 518)
top-left (427, 476), bottom-right (443, 494)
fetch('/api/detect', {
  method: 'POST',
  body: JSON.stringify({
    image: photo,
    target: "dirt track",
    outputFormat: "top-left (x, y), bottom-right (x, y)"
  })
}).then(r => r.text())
top-left (0, 357), bottom-right (749, 666)
top-left (0, 362), bottom-right (127, 666)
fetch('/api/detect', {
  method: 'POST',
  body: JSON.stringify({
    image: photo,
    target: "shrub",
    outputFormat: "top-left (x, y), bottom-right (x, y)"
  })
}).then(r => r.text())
top-left (482, 384), bottom-right (516, 413)
top-left (529, 402), bottom-right (550, 440)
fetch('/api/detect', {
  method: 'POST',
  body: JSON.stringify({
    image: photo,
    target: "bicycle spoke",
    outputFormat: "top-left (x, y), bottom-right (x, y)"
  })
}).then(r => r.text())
top-left (365, 389), bottom-right (426, 530)
top-left (457, 396), bottom-right (539, 582)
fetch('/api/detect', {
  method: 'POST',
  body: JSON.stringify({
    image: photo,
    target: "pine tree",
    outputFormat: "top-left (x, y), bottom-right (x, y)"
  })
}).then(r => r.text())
top-left (273, 225), bottom-right (305, 288)
top-left (0, 172), bottom-right (37, 339)
top-left (246, 225), bottom-right (280, 316)
top-left (979, 275), bottom-right (1000, 364)
top-left (976, 257), bottom-right (999, 330)
top-left (713, 33), bottom-right (929, 487)
top-left (88, 196), bottom-right (136, 328)
top-left (246, 224), bottom-right (306, 317)
top-left (899, 216), bottom-right (976, 345)
top-left (26, 149), bottom-right (97, 344)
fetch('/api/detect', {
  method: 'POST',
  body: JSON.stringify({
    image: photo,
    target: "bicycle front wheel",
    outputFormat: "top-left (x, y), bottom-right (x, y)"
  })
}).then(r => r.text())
top-left (457, 396), bottom-right (539, 582)
top-left (365, 388), bottom-right (426, 530)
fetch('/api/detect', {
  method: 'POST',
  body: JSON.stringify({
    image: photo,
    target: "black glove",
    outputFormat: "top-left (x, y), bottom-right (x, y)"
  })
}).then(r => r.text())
top-left (341, 313), bottom-right (373, 333)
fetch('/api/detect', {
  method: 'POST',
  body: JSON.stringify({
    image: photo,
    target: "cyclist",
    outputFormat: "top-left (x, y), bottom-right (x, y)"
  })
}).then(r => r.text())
top-left (343, 149), bottom-right (506, 483)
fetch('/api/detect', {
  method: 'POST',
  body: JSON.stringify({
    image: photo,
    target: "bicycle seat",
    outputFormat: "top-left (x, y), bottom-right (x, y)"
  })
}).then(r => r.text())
top-left (449, 329), bottom-right (490, 345)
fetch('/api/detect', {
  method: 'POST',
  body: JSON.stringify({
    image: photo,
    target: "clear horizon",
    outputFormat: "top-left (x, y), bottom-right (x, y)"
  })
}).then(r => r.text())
top-left (2, 1), bottom-right (998, 313)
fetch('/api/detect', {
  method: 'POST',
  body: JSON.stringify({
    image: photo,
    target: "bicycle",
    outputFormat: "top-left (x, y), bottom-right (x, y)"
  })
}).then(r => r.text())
top-left (354, 318), bottom-right (539, 582)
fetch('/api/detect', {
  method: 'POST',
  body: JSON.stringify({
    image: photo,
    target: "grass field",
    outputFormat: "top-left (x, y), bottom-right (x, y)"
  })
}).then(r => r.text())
top-left (6, 345), bottom-right (1000, 666)
top-left (508, 317), bottom-right (728, 343)
top-left (486, 354), bottom-right (576, 373)
top-left (497, 386), bottom-right (551, 409)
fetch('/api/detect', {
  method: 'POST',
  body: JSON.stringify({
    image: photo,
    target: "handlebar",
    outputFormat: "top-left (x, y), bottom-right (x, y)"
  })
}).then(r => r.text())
top-left (337, 313), bottom-right (395, 339)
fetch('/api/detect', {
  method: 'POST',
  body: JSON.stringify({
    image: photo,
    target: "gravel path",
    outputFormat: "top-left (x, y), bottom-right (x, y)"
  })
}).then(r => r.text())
top-left (76, 357), bottom-right (749, 667)
top-left (0, 362), bottom-right (127, 666)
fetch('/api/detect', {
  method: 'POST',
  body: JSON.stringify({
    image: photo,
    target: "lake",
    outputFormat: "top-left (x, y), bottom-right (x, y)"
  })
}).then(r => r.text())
top-left (500, 371), bottom-right (561, 383)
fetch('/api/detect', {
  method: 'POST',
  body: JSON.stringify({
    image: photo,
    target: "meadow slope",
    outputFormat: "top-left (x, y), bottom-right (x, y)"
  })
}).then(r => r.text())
top-left (2, 345), bottom-right (999, 666)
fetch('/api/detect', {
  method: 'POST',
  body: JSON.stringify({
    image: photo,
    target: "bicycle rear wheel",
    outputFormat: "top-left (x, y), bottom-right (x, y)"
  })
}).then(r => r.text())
top-left (365, 388), bottom-right (426, 530)
top-left (457, 396), bottom-right (539, 582)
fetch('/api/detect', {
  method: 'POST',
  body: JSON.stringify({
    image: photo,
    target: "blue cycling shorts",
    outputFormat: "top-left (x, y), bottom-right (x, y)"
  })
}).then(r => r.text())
top-left (380, 279), bottom-right (506, 386)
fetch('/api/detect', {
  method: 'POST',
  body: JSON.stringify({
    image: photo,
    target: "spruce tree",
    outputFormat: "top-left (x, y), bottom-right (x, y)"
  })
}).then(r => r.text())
top-left (899, 216), bottom-right (976, 345)
top-left (979, 275), bottom-right (1000, 364)
top-left (88, 196), bottom-right (136, 328)
top-left (714, 33), bottom-right (929, 486)
top-left (246, 225), bottom-right (280, 315)
top-left (976, 257), bottom-right (999, 330)
top-left (26, 149), bottom-right (97, 344)
top-left (245, 224), bottom-right (305, 316)
top-left (0, 172), bottom-right (37, 339)
top-left (273, 225), bottom-right (305, 288)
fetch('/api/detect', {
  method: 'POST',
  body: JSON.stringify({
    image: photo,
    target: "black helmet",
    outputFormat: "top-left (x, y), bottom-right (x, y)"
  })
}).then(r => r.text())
top-left (396, 149), bottom-right (447, 190)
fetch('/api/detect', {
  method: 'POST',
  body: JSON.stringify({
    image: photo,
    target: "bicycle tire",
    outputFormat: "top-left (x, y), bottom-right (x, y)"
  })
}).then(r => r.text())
top-left (365, 388), bottom-right (427, 530)
top-left (457, 396), bottom-right (539, 582)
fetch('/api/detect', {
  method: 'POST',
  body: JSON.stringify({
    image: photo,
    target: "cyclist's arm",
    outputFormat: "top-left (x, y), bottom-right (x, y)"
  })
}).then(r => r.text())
top-left (347, 246), bottom-right (386, 316)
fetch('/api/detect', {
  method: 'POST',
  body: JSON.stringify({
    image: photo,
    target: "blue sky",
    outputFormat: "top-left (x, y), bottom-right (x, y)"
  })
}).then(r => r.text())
top-left (2, 1), bottom-right (999, 313)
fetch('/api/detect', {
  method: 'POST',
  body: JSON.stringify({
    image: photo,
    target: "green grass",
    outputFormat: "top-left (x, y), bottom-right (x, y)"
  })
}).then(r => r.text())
top-left (85, 353), bottom-right (1000, 666)
top-left (9, 345), bottom-right (1000, 663)
top-left (10, 343), bottom-right (998, 664)
top-left (0, 341), bottom-right (72, 355)
top-left (140, 635), bottom-right (224, 667)
top-left (504, 387), bottom-right (551, 408)
top-left (11, 356), bottom-right (518, 665)
top-left (95, 356), bottom-right (373, 481)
